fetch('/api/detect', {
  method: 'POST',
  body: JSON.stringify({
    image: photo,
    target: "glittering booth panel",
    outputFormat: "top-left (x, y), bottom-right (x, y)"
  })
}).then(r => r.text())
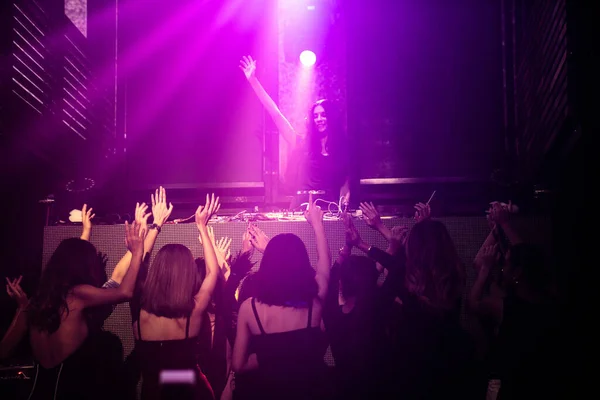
top-left (276, 0), bottom-right (347, 185)
top-left (43, 216), bottom-right (496, 363)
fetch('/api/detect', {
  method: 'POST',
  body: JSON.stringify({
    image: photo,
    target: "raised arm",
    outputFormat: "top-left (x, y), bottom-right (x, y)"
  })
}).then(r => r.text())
top-left (304, 193), bottom-right (331, 301)
top-left (80, 204), bottom-right (95, 241)
top-left (73, 221), bottom-right (145, 307)
top-left (359, 202), bottom-right (393, 242)
top-left (240, 55), bottom-right (296, 146)
top-left (111, 188), bottom-right (173, 283)
top-left (193, 193), bottom-right (221, 313)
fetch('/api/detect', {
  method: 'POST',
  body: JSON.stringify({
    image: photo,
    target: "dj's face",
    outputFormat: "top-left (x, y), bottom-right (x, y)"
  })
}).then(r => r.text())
top-left (313, 105), bottom-right (327, 134)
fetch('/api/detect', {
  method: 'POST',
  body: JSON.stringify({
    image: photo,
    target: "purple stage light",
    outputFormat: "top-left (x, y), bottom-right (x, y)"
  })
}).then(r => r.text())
top-left (299, 50), bottom-right (316, 66)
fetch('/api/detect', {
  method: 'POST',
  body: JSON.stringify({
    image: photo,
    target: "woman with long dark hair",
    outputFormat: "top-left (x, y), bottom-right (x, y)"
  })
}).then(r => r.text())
top-left (26, 222), bottom-right (145, 399)
top-left (239, 56), bottom-right (350, 206)
top-left (232, 194), bottom-right (332, 399)
top-left (131, 194), bottom-right (221, 400)
top-left (346, 213), bottom-right (473, 399)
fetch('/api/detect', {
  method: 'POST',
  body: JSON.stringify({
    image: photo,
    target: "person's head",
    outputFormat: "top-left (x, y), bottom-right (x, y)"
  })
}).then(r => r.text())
top-left (405, 219), bottom-right (464, 310)
top-left (141, 244), bottom-right (202, 318)
top-left (306, 99), bottom-right (345, 155)
top-left (254, 234), bottom-right (318, 306)
top-left (28, 238), bottom-right (105, 333)
top-left (503, 243), bottom-right (547, 291)
top-left (340, 256), bottom-right (378, 299)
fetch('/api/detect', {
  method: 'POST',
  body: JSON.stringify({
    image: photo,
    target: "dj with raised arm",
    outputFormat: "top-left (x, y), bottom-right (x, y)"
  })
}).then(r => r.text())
top-left (240, 55), bottom-right (350, 208)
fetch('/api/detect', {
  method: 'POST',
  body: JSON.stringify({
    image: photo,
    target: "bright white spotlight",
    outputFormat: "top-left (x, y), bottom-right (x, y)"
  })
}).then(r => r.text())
top-left (299, 50), bottom-right (316, 67)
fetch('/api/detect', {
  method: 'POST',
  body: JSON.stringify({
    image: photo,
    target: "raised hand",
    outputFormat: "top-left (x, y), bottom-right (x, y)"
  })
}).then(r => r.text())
top-left (486, 201), bottom-right (513, 225)
top-left (241, 227), bottom-right (254, 256)
top-left (389, 225), bottom-right (409, 252)
top-left (304, 193), bottom-right (325, 227)
top-left (151, 186), bottom-right (173, 227)
top-left (203, 226), bottom-right (232, 267)
top-left (135, 202), bottom-right (152, 233)
top-left (414, 202), bottom-right (431, 223)
top-left (239, 55), bottom-right (257, 80)
top-left (82, 204), bottom-right (95, 231)
top-left (5, 276), bottom-right (28, 309)
top-left (248, 224), bottom-right (269, 254)
top-left (345, 216), bottom-right (362, 247)
top-left (215, 237), bottom-right (232, 265)
top-left (125, 221), bottom-right (145, 255)
top-left (359, 202), bottom-right (382, 230)
top-left (195, 193), bottom-right (221, 228)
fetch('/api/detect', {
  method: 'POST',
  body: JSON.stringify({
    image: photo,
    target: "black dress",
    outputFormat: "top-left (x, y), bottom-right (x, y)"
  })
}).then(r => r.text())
top-left (28, 330), bottom-right (125, 400)
top-left (134, 310), bottom-right (214, 400)
top-left (233, 297), bottom-right (329, 400)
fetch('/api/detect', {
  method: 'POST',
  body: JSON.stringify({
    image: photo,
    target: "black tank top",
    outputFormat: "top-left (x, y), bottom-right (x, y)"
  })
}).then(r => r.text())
top-left (239, 298), bottom-right (329, 400)
top-left (134, 310), bottom-right (214, 400)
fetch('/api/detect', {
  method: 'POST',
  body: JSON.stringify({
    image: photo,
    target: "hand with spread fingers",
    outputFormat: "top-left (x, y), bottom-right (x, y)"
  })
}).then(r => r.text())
top-left (359, 202), bottom-right (382, 230)
top-left (247, 224), bottom-right (269, 254)
top-left (195, 193), bottom-right (220, 230)
top-left (135, 202), bottom-right (152, 233)
top-left (151, 186), bottom-right (174, 227)
top-left (239, 55), bottom-right (257, 80)
top-left (205, 225), bottom-right (232, 269)
top-left (125, 221), bottom-right (145, 256)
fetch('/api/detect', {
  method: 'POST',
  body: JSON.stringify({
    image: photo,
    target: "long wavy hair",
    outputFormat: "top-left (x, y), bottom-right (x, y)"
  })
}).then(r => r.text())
top-left (405, 219), bottom-right (465, 310)
top-left (305, 99), bottom-right (346, 160)
top-left (253, 234), bottom-right (318, 306)
top-left (141, 244), bottom-right (202, 318)
top-left (28, 238), bottom-right (106, 334)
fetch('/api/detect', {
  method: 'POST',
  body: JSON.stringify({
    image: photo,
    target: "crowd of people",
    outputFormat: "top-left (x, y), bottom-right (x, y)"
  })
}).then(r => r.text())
top-left (0, 186), bottom-right (562, 399)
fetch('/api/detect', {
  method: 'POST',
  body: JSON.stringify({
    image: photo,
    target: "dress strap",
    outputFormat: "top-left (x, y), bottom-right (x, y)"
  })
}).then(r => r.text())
top-left (251, 298), bottom-right (266, 334)
top-left (307, 299), bottom-right (313, 328)
top-left (185, 314), bottom-right (191, 339)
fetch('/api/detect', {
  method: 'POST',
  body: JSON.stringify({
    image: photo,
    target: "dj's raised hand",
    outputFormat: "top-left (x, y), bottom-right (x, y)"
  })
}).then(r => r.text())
top-left (239, 55), bottom-right (257, 80)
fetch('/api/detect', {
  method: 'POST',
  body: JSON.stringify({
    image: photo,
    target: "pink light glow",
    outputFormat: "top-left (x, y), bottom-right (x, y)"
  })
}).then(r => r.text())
top-left (299, 50), bottom-right (316, 66)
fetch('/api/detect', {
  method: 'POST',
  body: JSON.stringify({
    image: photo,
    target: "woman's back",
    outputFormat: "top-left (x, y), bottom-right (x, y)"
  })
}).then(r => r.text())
top-left (28, 294), bottom-right (126, 400)
top-left (134, 309), bottom-right (204, 341)
top-left (30, 295), bottom-right (89, 369)
top-left (236, 298), bottom-right (328, 399)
